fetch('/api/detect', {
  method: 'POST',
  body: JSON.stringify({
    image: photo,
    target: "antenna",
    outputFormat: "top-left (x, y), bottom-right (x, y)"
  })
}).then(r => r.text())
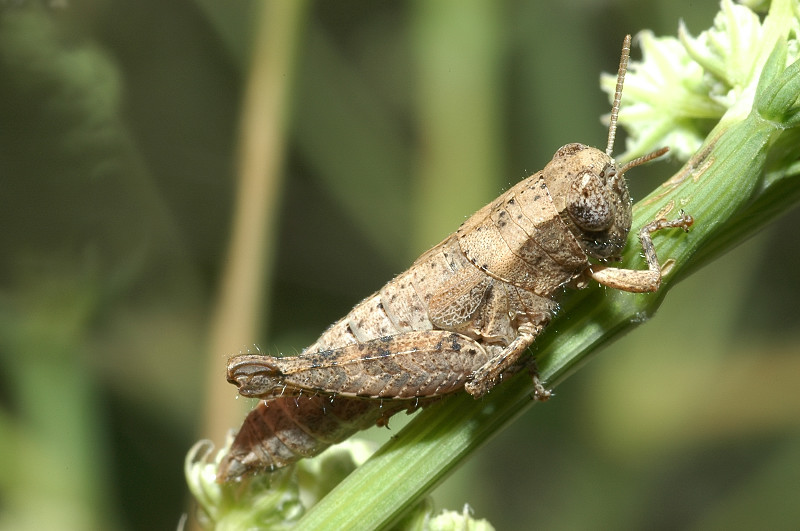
top-left (619, 146), bottom-right (669, 175)
top-left (606, 34), bottom-right (631, 157)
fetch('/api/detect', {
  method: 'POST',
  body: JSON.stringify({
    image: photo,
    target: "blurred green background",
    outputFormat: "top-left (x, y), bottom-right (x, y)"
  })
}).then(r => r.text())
top-left (1, 1), bottom-right (799, 530)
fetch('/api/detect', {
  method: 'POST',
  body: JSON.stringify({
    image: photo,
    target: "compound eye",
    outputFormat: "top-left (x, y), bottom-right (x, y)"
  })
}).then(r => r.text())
top-left (566, 172), bottom-right (613, 231)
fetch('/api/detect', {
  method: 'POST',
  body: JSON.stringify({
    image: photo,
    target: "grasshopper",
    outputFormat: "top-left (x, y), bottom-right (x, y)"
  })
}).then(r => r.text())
top-left (218, 35), bottom-right (693, 480)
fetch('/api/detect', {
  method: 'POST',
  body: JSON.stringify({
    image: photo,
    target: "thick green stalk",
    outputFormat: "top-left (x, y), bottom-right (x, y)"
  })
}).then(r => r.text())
top-left (296, 44), bottom-right (800, 531)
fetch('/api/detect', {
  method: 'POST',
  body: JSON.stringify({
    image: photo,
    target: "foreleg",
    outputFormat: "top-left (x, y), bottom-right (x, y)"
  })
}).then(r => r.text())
top-left (589, 211), bottom-right (693, 292)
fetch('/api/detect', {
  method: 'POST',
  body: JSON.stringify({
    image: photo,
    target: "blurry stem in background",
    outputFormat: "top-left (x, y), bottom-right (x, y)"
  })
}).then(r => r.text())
top-left (411, 0), bottom-right (503, 249)
top-left (201, 0), bottom-right (308, 450)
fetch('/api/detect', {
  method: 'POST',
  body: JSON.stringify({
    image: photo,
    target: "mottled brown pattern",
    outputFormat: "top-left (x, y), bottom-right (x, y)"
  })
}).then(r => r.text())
top-left (217, 35), bottom-right (692, 481)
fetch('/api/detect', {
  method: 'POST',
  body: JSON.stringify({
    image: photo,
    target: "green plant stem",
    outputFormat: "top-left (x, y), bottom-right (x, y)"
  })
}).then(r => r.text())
top-left (296, 45), bottom-right (800, 531)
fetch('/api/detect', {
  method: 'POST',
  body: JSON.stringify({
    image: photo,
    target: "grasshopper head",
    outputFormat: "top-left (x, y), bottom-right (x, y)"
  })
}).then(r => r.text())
top-left (544, 143), bottom-right (667, 261)
top-left (544, 144), bottom-right (633, 261)
top-left (565, 146), bottom-right (632, 260)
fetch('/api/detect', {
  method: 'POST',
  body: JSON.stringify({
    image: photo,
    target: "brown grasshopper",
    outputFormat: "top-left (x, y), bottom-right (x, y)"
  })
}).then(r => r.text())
top-left (217, 35), bottom-right (693, 480)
